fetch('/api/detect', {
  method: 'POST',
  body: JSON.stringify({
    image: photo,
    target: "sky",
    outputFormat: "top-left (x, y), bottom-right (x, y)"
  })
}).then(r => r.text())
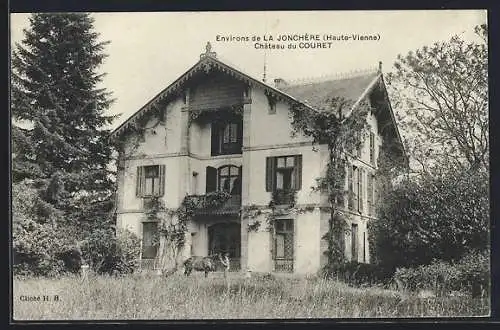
top-left (10, 10), bottom-right (487, 130)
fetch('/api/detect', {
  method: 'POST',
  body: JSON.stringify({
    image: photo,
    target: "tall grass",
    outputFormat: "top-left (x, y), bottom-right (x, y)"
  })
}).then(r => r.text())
top-left (13, 272), bottom-right (490, 320)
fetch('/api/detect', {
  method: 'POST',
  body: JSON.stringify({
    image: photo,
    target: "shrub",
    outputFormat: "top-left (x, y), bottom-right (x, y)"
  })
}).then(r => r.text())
top-left (81, 228), bottom-right (140, 275)
top-left (455, 250), bottom-right (490, 297)
top-left (369, 168), bottom-right (489, 271)
top-left (394, 250), bottom-right (490, 297)
top-left (322, 261), bottom-right (394, 286)
top-left (12, 180), bottom-right (78, 276)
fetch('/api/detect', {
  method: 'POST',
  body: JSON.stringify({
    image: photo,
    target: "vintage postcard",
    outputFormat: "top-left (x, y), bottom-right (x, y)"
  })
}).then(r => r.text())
top-left (10, 10), bottom-right (490, 321)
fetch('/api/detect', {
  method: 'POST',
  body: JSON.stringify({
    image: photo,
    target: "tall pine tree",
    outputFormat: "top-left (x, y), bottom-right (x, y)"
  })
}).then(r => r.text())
top-left (12, 13), bottom-right (117, 235)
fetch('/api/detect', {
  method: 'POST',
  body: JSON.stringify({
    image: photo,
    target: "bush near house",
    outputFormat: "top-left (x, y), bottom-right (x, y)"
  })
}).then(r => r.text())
top-left (12, 180), bottom-right (78, 276)
top-left (369, 168), bottom-right (489, 273)
top-left (394, 250), bottom-right (490, 297)
top-left (321, 261), bottom-right (394, 286)
top-left (81, 228), bottom-right (141, 275)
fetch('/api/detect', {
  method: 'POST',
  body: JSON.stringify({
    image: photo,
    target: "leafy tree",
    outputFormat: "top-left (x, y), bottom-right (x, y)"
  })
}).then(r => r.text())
top-left (369, 167), bottom-right (489, 273)
top-left (387, 24), bottom-right (488, 173)
top-left (11, 13), bottom-right (117, 235)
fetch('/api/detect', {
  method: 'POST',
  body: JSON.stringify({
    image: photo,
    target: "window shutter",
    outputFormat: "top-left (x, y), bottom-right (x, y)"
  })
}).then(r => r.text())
top-left (266, 157), bottom-right (276, 192)
top-left (348, 166), bottom-right (353, 210)
top-left (358, 168), bottom-right (364, 213)
top-left (136, 166), bottom-right (144, 197)
top-left (370, 132), bottom-right (375, 164)
top-left (294, 155), bottom-right (302, 190)
top-left (238, 120), bottom-right (243, 147)
top-left (353, 167), bottom-right (358, 211)
top-left (159, 165), bottom-right (166, 197)
top-left (234, 166), bottom-right (242, 195)
top-left (211, 123), bottom-right (219, 155)
top-left (367, 174), bottom-right (373, 216)
top-left (206, 166), bottom-right (217, 193)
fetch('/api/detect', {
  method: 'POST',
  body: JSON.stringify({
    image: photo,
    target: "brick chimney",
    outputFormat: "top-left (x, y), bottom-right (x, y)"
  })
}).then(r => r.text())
top-left (274, 78), bottom-right (288, 90)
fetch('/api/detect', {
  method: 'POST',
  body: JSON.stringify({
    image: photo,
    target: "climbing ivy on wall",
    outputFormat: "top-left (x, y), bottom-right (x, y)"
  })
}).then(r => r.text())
top-left (243, 189), bottom-right (316, 233)
top-left (143, 192), bottom-right (231, 271)
top-left (289, 97), bottom-right (371, 267)
top-left (242, 97), bottom-right (372, 269)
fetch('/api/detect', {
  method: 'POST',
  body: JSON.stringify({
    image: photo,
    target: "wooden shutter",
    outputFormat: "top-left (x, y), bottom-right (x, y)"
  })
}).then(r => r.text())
top-left (348, 165), bottom-right (353, 210)
top-left (235, 166), bottom-right (243, 195)
top-left (353, 167), bottom-right (358, 211)
top-left (206, 166), bottom-right (217, 193)
top-left (211, 123), bottom-right (219, 156)
top-left (266, 157), bottom-right (276, 192)
top-left (159, 165), bottom-right (166, 197)
top-left (136, 166), bottom-right (144, 197)
top-left (351, 223), bottom-right (358, 262)
top-left (367, 174), bottom-right (373, 216)
top-left (358, 168), bottom-right (364, 213)
top-left (237, 120), bottom-right (243, 148)
top-left (370, 132), bottom-right (375, 164)
top-left (294, 155), bottom-right (302, 190)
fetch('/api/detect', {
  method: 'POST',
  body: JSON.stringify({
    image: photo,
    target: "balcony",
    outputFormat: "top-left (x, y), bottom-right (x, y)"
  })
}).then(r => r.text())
top-left (186, 193), bottom-right (241, 216)
top-left (271, 189), bottom-right (297, 207)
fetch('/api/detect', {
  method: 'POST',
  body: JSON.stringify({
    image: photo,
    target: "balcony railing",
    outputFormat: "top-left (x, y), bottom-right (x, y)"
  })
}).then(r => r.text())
top-left (271, 189), bottom-right (297, 207)
top-left (186, 193), bottom-right (242, 215)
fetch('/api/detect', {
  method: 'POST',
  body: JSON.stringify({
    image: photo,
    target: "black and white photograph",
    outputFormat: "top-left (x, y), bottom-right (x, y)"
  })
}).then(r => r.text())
top-left (10, 10), bottom-right (490, 320)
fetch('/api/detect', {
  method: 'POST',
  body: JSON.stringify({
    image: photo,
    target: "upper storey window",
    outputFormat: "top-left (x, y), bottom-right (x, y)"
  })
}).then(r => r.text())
top-left (211, 120), bottom-right (243, 156)
top-left (136, 165), bottom-right (165, 197)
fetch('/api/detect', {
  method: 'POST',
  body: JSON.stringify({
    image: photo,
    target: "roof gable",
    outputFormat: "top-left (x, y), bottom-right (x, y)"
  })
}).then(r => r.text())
top-left (110, 46), bottom-right (403, 158)
top-left (111, 55), bottom-right (307, 139)
top-left (279, 72), bottom-right (380, 110)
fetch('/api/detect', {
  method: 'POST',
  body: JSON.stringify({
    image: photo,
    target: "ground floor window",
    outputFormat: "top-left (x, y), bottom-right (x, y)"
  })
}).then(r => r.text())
top-left (273, 219), bottom-right (294, 272)
top-left (142, 222), bottom-right (159, 259)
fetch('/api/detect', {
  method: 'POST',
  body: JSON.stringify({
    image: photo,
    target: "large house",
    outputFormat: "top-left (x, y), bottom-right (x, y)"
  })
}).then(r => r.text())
top-left (111, 43), bottom-right (404, 274)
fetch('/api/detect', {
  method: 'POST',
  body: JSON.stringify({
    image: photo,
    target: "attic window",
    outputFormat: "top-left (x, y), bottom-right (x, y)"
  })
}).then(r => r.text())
top-left (266, 94), bottom-right (276, 115)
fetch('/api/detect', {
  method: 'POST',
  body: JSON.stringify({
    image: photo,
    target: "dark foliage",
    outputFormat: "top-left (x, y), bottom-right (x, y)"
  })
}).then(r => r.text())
top-left (369, 168), bottom-right (489, 272)
top-left (394, 250), bottom-right (490, 297)
top-left (322, 261), bottom-right (394, 286)
top-left (11, 13), bottom-right (117, 237)
top-left (81, 228), bottom-right (140, 275)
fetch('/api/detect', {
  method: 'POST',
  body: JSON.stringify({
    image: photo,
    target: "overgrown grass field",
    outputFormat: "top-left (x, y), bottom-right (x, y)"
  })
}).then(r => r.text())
top-left (13, 272), bottom-right (489, 320)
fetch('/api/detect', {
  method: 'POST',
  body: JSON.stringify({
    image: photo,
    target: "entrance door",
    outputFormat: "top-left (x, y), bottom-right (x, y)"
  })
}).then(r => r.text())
top-left (273, 219), bottom-right (294, 272)
top-left (208, 222), bottom-right (241, 270)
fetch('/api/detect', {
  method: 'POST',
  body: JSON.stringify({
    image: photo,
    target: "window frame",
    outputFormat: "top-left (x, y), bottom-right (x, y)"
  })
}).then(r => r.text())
top-left (142, 221), bottom-right (159, 259)
top-left (211, 120), bottom-right (243, 156)
top-left (136, 164), bottom-right (165, 198)
top-left (266, 155), bottom-right (302, 192)
top-left (144, 165), bottom-right (160, 197)
top-left (217, 165), bottom-right (241, 195)
top-left (273, 218), bottom-right (294, 272)
top-left (275, 155), bottom-right (296, 191)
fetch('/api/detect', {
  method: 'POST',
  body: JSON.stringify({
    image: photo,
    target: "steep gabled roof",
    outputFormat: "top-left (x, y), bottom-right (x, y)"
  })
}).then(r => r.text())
top-left (110, 46), bottom-right (403, 157)
top-left (279, 72), bottom-right (380, 111)
top-left (110, 53), bottom-right (314, 139)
